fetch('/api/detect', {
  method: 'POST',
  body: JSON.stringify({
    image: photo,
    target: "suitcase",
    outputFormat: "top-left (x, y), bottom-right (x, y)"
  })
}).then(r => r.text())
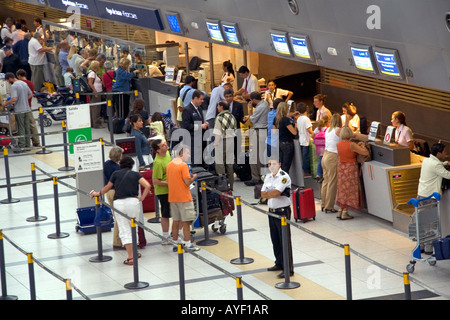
top-left (219, 189), bottom-right (234, 216)
top-left (233, 151), bottom-right (252, 181)
top-left (75, 206), bottom-right (114, 234)
top-left (139, 169), bottom-right (155, 212)
top-left (433, 236), bottom-right (450, 260)
top-left (110, 117), bottom-right (125, 134)
top-left (292, 187), bottom-right (316, 223)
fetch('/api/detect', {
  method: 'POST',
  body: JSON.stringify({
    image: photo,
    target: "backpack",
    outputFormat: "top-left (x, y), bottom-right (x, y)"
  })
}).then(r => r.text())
top-left (79, 71), bottom-right (94, 93)
top-left (313, 128), bottom-right (326, 156)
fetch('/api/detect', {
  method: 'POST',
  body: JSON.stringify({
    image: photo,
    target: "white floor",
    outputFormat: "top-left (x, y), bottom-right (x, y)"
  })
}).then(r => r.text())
top-left (1, 107), bottom-right (450, 301)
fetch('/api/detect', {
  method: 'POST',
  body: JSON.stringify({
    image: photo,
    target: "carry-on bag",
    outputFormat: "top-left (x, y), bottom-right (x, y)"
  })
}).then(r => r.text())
top-left (292, 187), bottom-right (316, 223)
top-left (139, 168), bottom-right (155, 212)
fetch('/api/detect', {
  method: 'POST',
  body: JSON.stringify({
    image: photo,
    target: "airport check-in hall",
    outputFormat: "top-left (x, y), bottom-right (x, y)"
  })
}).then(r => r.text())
top-left (0, 0), bottom-right (449, 304)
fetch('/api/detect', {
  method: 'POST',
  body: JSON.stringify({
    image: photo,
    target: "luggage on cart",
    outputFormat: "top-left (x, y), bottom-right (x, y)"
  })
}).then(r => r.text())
top-left (292, 187), bottom-right (316, 223)
top-left (139, 168), bottom-right (155, 212)
top-left (406, 192), bottom-right (444, 273)
top-left (219, 189), bottom-right (235, 216)
top-left (76, 206), bottom-right (114, 234)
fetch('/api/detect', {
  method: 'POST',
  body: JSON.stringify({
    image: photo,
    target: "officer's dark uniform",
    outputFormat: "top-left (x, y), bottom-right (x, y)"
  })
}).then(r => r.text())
top-left (261, 168), bottom-right (294, 276)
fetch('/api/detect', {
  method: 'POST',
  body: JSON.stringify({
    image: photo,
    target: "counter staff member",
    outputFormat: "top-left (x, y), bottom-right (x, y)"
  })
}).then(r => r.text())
top-left (391, 111), bottom-right (414, 150)
top-left (261, 159), bottom-right (294, 278)
top-left (264, 80), bottom-right (293, 108)
top-left (234, 65), bottom-right (258, 101)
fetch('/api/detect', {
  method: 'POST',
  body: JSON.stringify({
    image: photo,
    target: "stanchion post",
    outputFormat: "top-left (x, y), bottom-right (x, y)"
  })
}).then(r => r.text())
top-left (58, 120), bottom-right (74, 172)
top-left (196, 182), bottom-right (218, 246)
top-left (66, 279), bottom-right (73, 300)
top-left (344, 244), bottom-right (352, 300)
top-left (27, 253), bottom-right (36, 300)
top-left (27, 163), bottom-right (47, 222)
top-left (107, 100), bottom-right (114, 144)
top-left (275, 217), bottom-right (300, 289)
top-left (148, 194), bottom-right (161, 223)
top-left (47, 177), bottom-right (70, 239)
top-left (0, 148), bottom-right (20, 204)
top-left (36, 107), bottom-right (52, 155)
top-left (231, 197), bottom-right (254, 264)
top-left (403, 272), bottom-right (411, 300)
top-left (178, 243), bottom-right (186, 300)
top-left (124, 218), bottom-right (149, 290)
top-left (236, 277), bottom-right (243, 300)
top-left (89, 196), bottom-right (112, 263)
top-left (0, 230), bottom-right (18, 300)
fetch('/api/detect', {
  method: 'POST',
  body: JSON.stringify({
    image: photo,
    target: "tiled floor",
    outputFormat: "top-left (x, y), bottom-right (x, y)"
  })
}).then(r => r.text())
top-left (1, 106), bottom-right (450, 301)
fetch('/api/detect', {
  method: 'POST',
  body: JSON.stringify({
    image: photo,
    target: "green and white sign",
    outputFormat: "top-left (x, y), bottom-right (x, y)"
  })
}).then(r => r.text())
top-left (68, 127), bottom-right (92, 154)
top-left (67, 103), bottom-right (92, 154)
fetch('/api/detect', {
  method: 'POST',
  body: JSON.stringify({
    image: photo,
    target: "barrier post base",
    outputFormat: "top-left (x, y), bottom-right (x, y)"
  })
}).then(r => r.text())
top-left (147, 217), bottom-right (160, 223)
top-left (275, 281), bottom-right (300, 290)
top-left (26, 216), bottom-right (47, 222)
top-left (89, 255), bottom-right (113, 263)
top-left (0, 295), bottom-right (18, 300)
top-left (196, 239), bottom-right (218, 246)
top-left (58, 166), bottom-right (75, 172)
top-left (48, 232), bottom-right (70, 239)
top-left (230, 257), bottom-right (254, 265)
top-left (124, 281), bottom-right (149, 290)
top-left (0, 198), bottom-right (20, 204)
top-left (36, 149), bottom-right (52, 155)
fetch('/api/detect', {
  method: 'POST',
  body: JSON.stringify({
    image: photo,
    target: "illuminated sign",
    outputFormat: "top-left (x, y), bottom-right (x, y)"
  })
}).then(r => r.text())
top-left (289, 34), bottom-right (314, 61)
top-left (270, 31), bottom-right (291, 56)
top-left (221, 22), bottom-right (242, 47)
top-left (96, 1), bottom-right (163, 30)
top-left (350, 44), bottom-right (376, 73)
top-left (166, 12), bottom-right (183, 34)
top-left (374, 47), bottom-right (404, 79)
top-left (206, 19), bottom-right (224, 43)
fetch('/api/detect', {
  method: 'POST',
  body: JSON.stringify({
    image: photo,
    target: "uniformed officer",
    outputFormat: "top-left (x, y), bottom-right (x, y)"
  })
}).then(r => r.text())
top-left (261, 159), bottom-right (294, 278)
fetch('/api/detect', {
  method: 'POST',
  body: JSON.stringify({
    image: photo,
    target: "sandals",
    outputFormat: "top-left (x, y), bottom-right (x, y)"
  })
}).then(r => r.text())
top-left (123, 253), bottom-right (142, 265)
top-left (324, 208), bottom-right (338, 213)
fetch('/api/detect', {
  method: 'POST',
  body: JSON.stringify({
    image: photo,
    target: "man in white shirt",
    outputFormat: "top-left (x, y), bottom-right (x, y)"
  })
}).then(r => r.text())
top-left (28, 32), bottom-right (53, 91)
top-left (261, 159), bottom-right (294, 278)
top-left (205, 82), bottom-right (232, 129)
top-left (297, 103), bottom-right (314, 175)
top-left (1, 18), bottom-right (13, 42)
top-left (418, 143), bottom-right (450, 198)
top-left (234, 65), bottom-right (258, 101)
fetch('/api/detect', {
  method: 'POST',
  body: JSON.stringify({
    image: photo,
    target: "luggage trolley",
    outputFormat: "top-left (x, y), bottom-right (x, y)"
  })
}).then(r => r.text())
top-left (406, 192), bottom-right (441, 273)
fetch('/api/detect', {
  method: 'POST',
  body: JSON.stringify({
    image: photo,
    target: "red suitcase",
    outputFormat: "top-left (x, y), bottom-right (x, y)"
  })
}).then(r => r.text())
top-left (292, 187), bottom-right (316, 223)
top-left (139, 169), bottom-right (155, 213)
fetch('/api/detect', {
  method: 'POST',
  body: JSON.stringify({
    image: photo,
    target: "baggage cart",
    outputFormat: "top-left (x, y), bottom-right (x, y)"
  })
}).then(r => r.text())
top-left (406, 192), bottom-right (442, 273)
top-left (75, 205), bottom-right (114, 234)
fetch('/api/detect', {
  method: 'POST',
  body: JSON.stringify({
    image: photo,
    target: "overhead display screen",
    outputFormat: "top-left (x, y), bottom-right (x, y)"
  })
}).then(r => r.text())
top-left (206, 19), bottom-right (224, 43)
top-left (350, 44), bottom-right (376, 73)
top-left (289, 34), bottom-right (313, 61)
top-left (165, 12), bottom-right (183, 35)
top-left (373, 47), bottom-right (404, 79)
top-left (221, 22), bottom-right (242, 47)
top-left (96, 1), bottom-right (164, 30)
top-left (270, 31), bottom-right (291, 56)
top-left (48, 0), bottom-right (99, 16)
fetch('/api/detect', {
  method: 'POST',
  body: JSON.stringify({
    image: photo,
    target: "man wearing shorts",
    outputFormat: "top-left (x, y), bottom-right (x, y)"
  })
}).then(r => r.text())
top-left (151, 139), bottom-right (172, 245)
top-left (167, 145), bottom-right (200, 252)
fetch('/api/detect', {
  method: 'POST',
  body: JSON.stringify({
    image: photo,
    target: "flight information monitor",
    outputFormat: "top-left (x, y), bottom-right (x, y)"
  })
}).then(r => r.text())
top-left (206, 19), bottom-right (225, 43)
top-left (289, 34), bottom-right (314, 62)
top-left (221, 22), bottom-right (242, 47)
top-left (350, 44), bottom-right (376, 74)
top-left (165, 12), bottom-right (184, 35)
top-left (373, 47), bottom-right (404, 79)
top-left (270, 31), bottom-right (292, 56)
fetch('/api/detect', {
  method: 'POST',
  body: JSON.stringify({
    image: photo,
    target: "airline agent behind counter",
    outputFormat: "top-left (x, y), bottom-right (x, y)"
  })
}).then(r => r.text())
top-left (261, 159), bottom-right (294, 278)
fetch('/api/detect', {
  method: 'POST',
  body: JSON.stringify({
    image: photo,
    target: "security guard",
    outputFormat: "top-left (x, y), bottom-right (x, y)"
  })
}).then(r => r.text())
top-left (261, 159), bottom-right (294, 278)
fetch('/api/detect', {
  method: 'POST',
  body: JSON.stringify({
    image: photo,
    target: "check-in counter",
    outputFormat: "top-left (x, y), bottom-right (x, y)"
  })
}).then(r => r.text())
top-left (362, 143), bottom-right (424, 232)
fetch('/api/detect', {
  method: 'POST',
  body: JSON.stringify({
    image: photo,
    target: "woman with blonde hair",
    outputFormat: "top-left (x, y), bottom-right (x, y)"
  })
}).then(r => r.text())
top-left (273, 101), bottom-right (297, 172)
top-left (112, 57), bottom-right (140, 117)
top-left (336, 127), bottom-right (369, 219)
top-left (321, 113), bottom-right (343, 213)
